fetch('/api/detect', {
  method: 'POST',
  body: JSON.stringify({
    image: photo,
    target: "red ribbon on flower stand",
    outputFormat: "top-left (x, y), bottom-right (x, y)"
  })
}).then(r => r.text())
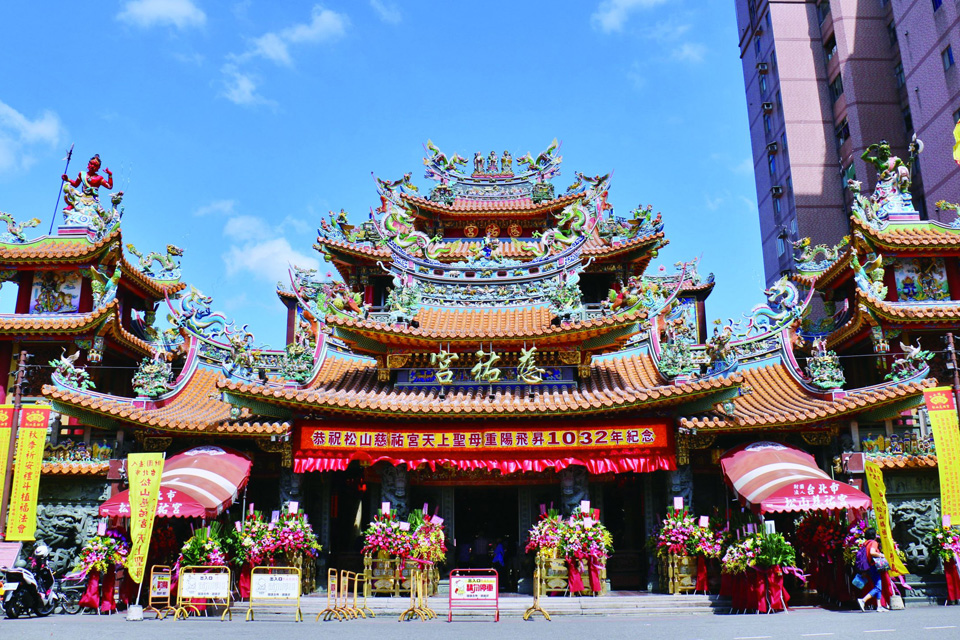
top-left (99, 565), bottom-right (117, 613)
top-left (78, 569), bottom-right (101, 611)
top-left (588, 560), bottom-right (602, 595)
top-left (695, 555), bottom-right (708, 593)
top-left (239, 562), bottom-right (252, 600)
top-left (567, 559), bottom-right (585, 594)
top-left (946, 559), bottom-right (960, 602)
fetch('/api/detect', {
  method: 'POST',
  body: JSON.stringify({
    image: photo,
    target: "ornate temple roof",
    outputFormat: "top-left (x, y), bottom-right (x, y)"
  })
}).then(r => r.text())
top-left (219, 348), bottom-right (741, 419)
top-left (0, 226), bottom-right (120, 265)
top-left (327, 307), bottom-right (645, 351)
top-left (402, 191), bottom-right (584, 217)
top-left (678, 360), bottom-right (932, 431)
top-left (0, 300), bottom-right (118, 335)
top-left (44, 366), bottom-right (289, 436)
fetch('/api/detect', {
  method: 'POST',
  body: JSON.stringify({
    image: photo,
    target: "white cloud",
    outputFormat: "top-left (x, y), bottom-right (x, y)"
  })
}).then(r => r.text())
top-left (591, 0), bottom-right (667, 33)
top-left (672, 42), bottom-right (707, 63)
top-left (282, 216), bottom-right (312, 235)
top-left (242, 5), bottom-right (348, 67)
top-left (370, 0), bottom-right (401, 23)
top-left (223, 214), bottom-right (272, 240)
top-left (705, 194), bottom-right (725, 211)
top-left (194, 199), bottom-right (236, 216)
top-left (117, 0), bottom-right (206, 29)
top-left (220, 64), bottom-right (274, 107)
top-left (222, 212), bottom-right (319, 283)
top-left (732, 157), bottom-right (755, 175)
top-left (0, 100), bottom-right (62, 174)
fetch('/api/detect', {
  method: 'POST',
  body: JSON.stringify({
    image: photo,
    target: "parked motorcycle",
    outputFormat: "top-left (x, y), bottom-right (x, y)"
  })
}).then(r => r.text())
top-left (1, 544), bottom-right (61, 618)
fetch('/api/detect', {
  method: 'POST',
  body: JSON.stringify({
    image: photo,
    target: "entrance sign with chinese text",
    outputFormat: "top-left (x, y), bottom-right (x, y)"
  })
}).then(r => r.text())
top-left (925, 387), bottom-right (960, 522)
top-left (6, 406), bottom-right (50, 541)
top-left (126, 453), bottom-right (165, 583)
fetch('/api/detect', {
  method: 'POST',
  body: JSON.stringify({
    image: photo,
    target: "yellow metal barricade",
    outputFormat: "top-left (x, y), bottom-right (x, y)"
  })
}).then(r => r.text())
top-left (144, 565), bottom-right (177, 619)
top-left (174, 565), bottom-right (232, 621)
top-left (523, 557), bottom-right (552, 621)
top-left (245, 566), bottom-right (302, 622)
top-left (317, 568), bottom-right (343, 621)
top-left (398, 559), bottom-right (436, 622)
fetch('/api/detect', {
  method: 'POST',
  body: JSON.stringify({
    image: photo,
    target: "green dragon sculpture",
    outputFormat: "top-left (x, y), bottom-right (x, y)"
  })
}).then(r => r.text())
top-left (0, 212), bottom-right (41, 243)
top-left (523, 202), bottom-right (589, 258)
top-left (380, 202), bottom-right (459, 260)
top-left (125, 243), bottom-right (183, 276)
top-left (792, 236), bottom-right (850, 269)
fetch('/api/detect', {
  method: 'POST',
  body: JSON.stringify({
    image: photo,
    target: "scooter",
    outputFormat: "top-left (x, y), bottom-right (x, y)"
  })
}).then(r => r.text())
top-left (2, 544), bottom-right (60, 618)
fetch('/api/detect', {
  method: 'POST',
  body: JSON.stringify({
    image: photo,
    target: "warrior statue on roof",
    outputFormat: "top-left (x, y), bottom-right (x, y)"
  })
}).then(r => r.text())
top-left (62, 155), bottom-right (114, 210)
top-left (473, 152), bottom-right (485, 175)
top-left (486, 151), bottom-right (499, 174)
top-left (501, 151), bottom-right (513, 175)
top-left (860, 137), bottom-right (922, 216)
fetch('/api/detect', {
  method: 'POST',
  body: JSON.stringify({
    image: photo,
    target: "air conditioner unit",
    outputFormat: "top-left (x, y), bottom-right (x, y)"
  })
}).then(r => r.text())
top-left (771, 186), bottom-right (784, 197)
top-left (762, 102), bottom-right (774, 113)
top-left (766, 142), bottom-right (779, 154)
top-left (756, 62), bottom-right (769, 73)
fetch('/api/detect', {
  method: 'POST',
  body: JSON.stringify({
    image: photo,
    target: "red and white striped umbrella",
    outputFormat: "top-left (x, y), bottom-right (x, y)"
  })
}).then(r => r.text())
top-left (100, 446), bottom-right (252, 519)
top-left (720, 441), bottom-right (871, 513)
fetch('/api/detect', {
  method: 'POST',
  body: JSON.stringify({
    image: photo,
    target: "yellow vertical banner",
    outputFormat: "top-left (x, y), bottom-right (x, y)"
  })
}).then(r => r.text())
top-left (6, 406), bottom-right (50, 541)
top-left (0, 405), bottom-right (14, 511)
top-left (126, 453), bottom-right (165, 584)
top-left (925, 386), bottom-right (960, 522)
top-left (864, 460), bottom-right (909, 577)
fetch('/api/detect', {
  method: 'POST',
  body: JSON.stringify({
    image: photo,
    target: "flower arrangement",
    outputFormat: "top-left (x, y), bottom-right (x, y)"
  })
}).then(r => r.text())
top-left (721, 532), bottom-right (796, 573)
top-left (795, 511), bottom-right (847, 562)
top-left (178, 524), bottom-right (228, 568)
top-left (273, 511), bottom-right (322, 559)
top-left (557, 508), bottom-right (614, 566)
top-left (362, 511), bottom-right (414, 558)
top-left (75, 531), bottom-right (130, 575)
top-left (407, 510), bottom-right (447, 562)
top-left (695, 526), bottom-right (726, 559)
top-left (655, 508), bottom-right (725, 558)
top-left (927, 524), bottom-right (960, 563)
top-left (525, 510), bottom-right (563, 558)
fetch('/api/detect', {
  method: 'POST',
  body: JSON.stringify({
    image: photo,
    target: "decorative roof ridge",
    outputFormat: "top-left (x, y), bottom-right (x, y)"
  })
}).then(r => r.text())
top-left (0, 299), bottom-right (119, 334)
top-left (326, 307), bottom-right (646, 340)
top-left (0, 226), bottom-right (121, 263)
top-left (792, 246), bottom-right (854, 288)
top-left (401, 190), bottom-right (584, 216)
top-left (582, 231), bottom-right (666, 256)
top-left (118, 255), bottom-right (186, 298)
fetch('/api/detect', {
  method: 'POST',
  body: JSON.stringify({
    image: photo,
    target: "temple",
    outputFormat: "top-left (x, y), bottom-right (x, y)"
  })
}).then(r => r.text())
top-left (5, 142), bottom-right (938, 587)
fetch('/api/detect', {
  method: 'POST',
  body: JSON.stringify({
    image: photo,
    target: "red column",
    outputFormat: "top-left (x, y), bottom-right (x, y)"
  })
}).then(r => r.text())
top-left (14, 271), bottom-right (34, 313)
top-left (945, 258), bottom-right (960, 301)
top-left (365, 285), bottom-right (374, 306)
top-left (0, 342), bottom-right (12, 403)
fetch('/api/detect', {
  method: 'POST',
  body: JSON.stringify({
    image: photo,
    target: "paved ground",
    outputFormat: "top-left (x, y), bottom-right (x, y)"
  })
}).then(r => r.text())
top-left (4, 603), bottom-right (960, 640)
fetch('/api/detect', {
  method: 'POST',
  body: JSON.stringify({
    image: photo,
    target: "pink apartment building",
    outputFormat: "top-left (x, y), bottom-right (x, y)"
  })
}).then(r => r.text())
top-left (735, 0), bottom-right (959, 285)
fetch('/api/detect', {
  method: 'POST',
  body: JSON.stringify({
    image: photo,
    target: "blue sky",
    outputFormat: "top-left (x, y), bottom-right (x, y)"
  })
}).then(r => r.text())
top-left (0, 0), bottom-right (763, 348)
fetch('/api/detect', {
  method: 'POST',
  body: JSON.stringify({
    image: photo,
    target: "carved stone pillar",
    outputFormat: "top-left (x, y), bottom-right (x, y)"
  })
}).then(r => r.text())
top-left (440, 486), bottom-right (455, 543)
top-left (319, 480), bottom-right (331, 553)
top-left (560, 465), bottom-right (589, 517)
top-left (667, 465), bottom-right (694, 510)
top-left (279, 467), bottom-right (302, 506)
top-left (379, 464), bottom-right (409, 518)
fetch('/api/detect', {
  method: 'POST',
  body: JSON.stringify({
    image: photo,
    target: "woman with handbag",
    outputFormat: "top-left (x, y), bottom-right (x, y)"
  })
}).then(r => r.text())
top-left (857, 528), bottom-right (890, 612)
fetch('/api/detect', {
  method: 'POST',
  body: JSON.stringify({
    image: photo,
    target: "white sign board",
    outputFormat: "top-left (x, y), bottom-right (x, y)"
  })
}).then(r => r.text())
top-left (250, 573), bottom-right (300, 599)
top-left (450, 575), bottom-right (497, 601)
top-left (179, 572), bottom-right (230, 599)
top-left (150, 572), bottom-right (171, 598)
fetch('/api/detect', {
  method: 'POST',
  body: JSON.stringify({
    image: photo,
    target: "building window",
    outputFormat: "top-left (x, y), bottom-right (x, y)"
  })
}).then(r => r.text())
top-left (790, 218), bottom-right (798, 235)
top-left (768, 154), bottom-right (777, 176)
top-left (786, 176), bottom-right (793, 192)
top-left (903, 106), bottom-right (913, 132)
top-left (781, 132), bottom-right (788, 154)
top-left (843, 163), bottom-right (856, 185)
top-left (755, 33), bottom-right (762, 55)
top-left (760, 74), bottom-right (768, 93)
top-left (776, 90), bottom-right (783, 111)
top-left (774, 198), bottom-right (782, 215)
top-left (836, 118), bottom-right (851, 147)
top-left (824, 36), bottom-right (837, 62)
top-left (933, 0), bottom-right (943, 10)
top-left (771, 50), bottom-right (778, 71)
top-left (766, 11), bottom-right (771, 30)
top-left (763, 114), bottom-right (772, 134)
top-left (895, 62), bottom-right (905, 87)
top-left (777, 236), bottom-right (786, 256)
top-left (887, 22), bottom-right (898, 46)
top-left (954, 108), bottom-right (960, 124)
top-left (943, 46), bottom-right (955, 71)
top-left (817, 1), bottom-right (831, 24)
top-left (830, 74), bottom-right (844, 102)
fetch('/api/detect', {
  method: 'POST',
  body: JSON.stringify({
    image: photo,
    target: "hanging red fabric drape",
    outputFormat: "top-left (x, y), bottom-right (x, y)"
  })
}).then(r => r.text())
top-left (720, 571), bottom-right (732, 597)
top-left (695, 555), bottom-right (708, 593)
top-left (99, 565), bottom-right (117, 613)
top-left (946, 559), bottom-right (960, 601)
top-left (239, 563), bottom-right (252, 599)
top-left (119, 570), bottom-right (139, 608)
top-left (78, 570), bottom-right (101, 610)
top-left (588, 560), bottom-right (602, 594)
top-left (567, 560), bottom-right (585, 593)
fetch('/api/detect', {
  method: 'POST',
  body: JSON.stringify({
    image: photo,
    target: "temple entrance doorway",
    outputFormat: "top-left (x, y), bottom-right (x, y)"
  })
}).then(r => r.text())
top-left (453, 486), bottom-right (519, 586)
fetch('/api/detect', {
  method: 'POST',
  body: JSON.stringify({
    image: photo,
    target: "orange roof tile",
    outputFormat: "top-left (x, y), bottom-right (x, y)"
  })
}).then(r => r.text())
top-left (403, 192), bottom-right (584, 217)
top-left (853, 216), bottom-right (960, 250)
top-left (328, 307), bottom-right (646, 346)
top-left (679, 362), bottom-right (932, 430)
top-left (44, 367), bottom-right (290, 435)
top-left (0, 227), bottom-right (119, 264)
top-left (0, 301), bottom-right (117, 336)
top-left (219, 351), bottom-right (741, 418)
top-left (118, 256), bottom-right (186, 299)
top-left (41, 461), bottom-right (110, 476)
top-left (870, 454), bottom-right (938, 469)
